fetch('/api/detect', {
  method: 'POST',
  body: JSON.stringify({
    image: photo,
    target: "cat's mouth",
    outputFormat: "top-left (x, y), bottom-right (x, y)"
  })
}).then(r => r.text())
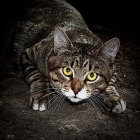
top-left (67, 96), bottom-right (83, 103)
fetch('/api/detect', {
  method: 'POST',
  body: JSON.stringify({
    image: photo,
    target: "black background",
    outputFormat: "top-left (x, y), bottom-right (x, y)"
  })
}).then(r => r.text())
top-left (0, 1), bottom-right (140, 140)
top-left (0, 0), bottom-right (138, 52)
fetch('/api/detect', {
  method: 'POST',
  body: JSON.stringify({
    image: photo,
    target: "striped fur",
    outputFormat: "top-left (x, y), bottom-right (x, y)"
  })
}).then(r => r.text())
top-left (15, 0), bottom-right (126, 113)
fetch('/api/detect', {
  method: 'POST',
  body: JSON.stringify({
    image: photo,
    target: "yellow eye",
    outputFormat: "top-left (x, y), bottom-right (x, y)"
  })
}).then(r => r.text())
top-left (63, 67), bottom-right (73, 76)
top-left (87, 72), bottom-right (97, 81)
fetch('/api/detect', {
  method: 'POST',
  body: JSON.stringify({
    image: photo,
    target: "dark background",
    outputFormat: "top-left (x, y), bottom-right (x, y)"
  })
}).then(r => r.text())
top-left (1, 0), bottom-right (138, 51)
top-left (0, 0), bottom-right (139, 79)
top-left (0, 1), bottom-right (140, 140)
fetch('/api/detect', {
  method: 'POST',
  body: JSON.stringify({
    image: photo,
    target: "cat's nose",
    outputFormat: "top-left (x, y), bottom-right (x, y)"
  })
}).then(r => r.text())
top-left (73, 88), bottom-right (80, 95)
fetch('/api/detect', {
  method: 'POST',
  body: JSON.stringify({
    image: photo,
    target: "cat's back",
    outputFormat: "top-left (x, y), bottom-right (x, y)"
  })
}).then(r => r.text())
top-left (14, 0), bottom-right (88, 49)
top-left (22, 0), bottom-right (87, 28)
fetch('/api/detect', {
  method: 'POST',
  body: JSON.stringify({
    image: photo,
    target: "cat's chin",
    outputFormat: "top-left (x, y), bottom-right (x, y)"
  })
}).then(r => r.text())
top-left (68, 97), bottom-right (83, 103)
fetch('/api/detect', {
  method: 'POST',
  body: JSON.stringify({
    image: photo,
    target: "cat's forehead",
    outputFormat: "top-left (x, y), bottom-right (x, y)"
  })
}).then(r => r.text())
top-left (67, 54), bottom-right (93, 72)
top-left (62, 52), bottom-right (97, 68)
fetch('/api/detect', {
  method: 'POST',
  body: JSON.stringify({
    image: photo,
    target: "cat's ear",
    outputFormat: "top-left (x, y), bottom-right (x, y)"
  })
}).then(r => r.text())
top-left (54, 27), bottom-right (73, 53)
top-left (100, 38), bottom-right (120, 61)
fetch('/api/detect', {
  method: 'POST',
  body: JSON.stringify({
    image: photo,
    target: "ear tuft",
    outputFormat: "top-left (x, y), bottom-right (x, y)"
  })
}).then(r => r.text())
top-left (54, 27), bottom-right (71, 52)
top-left (101, 38), bottom-right (120, 59)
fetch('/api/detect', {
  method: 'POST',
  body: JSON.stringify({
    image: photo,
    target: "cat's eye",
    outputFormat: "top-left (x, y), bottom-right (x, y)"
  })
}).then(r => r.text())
top-left (63, 67), bottom-right (73, 77)
top-left (87, 72), bottom-right (97, 81)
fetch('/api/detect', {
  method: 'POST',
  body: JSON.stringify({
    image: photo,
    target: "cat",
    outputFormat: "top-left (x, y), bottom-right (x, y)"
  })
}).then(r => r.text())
top-left (14, 0), bottom-right (126, 114)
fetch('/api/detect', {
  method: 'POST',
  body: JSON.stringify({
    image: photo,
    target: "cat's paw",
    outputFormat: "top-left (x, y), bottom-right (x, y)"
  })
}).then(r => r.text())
top-left (29, 96), bottom-right (47, 112)
top-left (33, 103), bottom-right (46, 111)
top-left (112, 99), bottom-right (126, 114)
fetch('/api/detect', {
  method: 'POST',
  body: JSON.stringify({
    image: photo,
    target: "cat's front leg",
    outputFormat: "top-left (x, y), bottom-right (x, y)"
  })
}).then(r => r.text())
top-left (104, 89), bottom-right (126, 114)
top-left (104, 73), bottom-right (126, 114)
top-left (28, 78), bottom-right (52, 111)
top-left (22, 48), bottom-right (51, 111)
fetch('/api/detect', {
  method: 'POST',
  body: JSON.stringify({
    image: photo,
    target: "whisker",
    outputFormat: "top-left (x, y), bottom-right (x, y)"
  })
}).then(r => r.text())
top-left (87, 98), bottom-right (102, 118)
top-left (90, 96), bottom-right (107, 113)
top-left (94, 95), bottom-right (109, 109)
top-left (91, 93), bottom-right (109, 107)
top-left (52, 95), bottom-right (64, 112)
top-left (89, 98), bottom-right (103, 113)
top-left (93, 94), bottom-right (110, 111)
top-left (56, 96), bottom-right (66, 113)
top-left (48, 95), bottom-right (61, 109)
top-left (55, 91), bottom-right (64, 96)
top-left (46, 94), bottom-right (60, 109)
top-left (37, 92), bottom-right (56, 102)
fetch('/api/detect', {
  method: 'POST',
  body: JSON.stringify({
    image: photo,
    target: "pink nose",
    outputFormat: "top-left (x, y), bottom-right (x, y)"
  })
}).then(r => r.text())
top-left (73, 89), bottom-right (79, 94)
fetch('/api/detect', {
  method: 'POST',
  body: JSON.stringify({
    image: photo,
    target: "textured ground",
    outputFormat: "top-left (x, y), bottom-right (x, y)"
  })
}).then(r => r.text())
top-left (0, 1), bottom-right (139, 139)
top-left (0, 28), bottom-right (140, 140)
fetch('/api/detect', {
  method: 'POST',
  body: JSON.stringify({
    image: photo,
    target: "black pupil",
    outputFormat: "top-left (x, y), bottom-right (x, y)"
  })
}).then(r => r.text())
top-left (90, 73), bottom-right (94, 78)
top-left (66, 68), bottom-right (70, 73)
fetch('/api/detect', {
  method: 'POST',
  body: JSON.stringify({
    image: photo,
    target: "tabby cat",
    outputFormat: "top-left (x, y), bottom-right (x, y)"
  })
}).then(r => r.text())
top-left (14, 0), bottom-right (126, 114)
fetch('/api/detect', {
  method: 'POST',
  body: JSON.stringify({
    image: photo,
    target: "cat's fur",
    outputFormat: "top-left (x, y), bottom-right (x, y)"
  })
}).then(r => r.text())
top-left (14, 0), bottom-right (126, 114)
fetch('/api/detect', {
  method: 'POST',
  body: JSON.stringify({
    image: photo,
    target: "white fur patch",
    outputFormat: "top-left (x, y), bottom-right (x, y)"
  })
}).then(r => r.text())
top-left (112, 99), bottom-right (126, 114)
top-left (68, 97), bottom-right (82, 102)
top-left (39, 104), bottom-right (46, 112)
top-left (76, 89), bottom-right (89, 99)
top-left (65, 90), bottom-right (75, 97)
top-left (64, 88), bottom-right (89, 103)
top-left (32, 103), bottom-right (39, 111)
top-left (120, 100), bottom-right (126, 112)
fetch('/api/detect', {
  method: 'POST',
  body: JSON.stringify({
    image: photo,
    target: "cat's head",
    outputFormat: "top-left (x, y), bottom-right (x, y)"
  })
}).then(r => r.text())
top-left (48, 28), bottom-right (120, 103)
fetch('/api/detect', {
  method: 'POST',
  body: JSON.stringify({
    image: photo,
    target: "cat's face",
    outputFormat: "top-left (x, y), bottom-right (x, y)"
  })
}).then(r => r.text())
top-left (48, 28), bottom-right (120, 103)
